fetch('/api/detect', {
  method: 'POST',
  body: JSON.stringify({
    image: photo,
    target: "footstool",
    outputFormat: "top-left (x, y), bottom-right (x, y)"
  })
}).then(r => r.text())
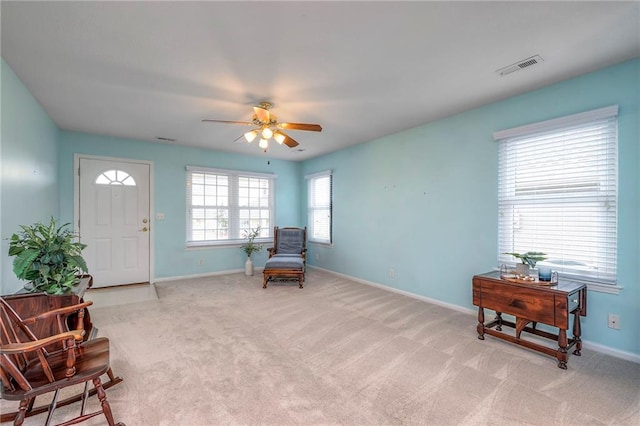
top-left (263, 255), bottom-right (305, 289)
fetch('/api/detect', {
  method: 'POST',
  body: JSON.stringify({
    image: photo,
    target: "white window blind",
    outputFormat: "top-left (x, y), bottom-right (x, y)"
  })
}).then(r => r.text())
top-left (495, 106), bottom-right (618, 285)
top-left (306, 170), bottom-right (332, 244)
top-left (186, 166), bottom-right (275, 246)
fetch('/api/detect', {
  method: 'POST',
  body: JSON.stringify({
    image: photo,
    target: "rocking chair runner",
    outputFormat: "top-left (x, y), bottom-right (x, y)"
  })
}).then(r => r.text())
top-left (0, 298), bottom-right (125, 426)
top-left (263, 227), bottom-right (307, 288)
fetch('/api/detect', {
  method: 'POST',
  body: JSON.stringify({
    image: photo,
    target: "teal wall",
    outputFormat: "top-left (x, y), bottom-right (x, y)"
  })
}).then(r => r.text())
top-left (57, 132), bottom-right (302, 279)
top-left (2, 53), bottom-right (638, 357)
top-left (1, 59), bottom-right (60, 294)
top-left (302, 58), bottom-right (640, 357)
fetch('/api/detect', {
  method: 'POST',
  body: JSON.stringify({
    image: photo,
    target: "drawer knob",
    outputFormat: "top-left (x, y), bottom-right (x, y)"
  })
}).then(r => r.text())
top-left (572, 299), bottom-right (578, 304)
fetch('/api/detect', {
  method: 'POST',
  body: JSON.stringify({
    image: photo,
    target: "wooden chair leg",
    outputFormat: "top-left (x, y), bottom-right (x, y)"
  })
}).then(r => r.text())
top-left (263, 275), bottom-right (269, 288)
top-left (14, 399), bottom-right (29, 426)
top-left (93, 377), bottom-right (122, 426)
top-left (106, 367), bottom-right (116, 382)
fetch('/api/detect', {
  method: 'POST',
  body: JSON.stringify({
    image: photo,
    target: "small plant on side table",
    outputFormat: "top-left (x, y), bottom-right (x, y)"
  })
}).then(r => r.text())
top-left (505, 251), bottom-right (547, 268)
top-left (504, 251), bottom-right (547, 276)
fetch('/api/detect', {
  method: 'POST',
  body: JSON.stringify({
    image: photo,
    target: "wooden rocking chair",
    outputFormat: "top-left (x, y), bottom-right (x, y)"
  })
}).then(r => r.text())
top-left (0, 298), bottom-right (125, 426)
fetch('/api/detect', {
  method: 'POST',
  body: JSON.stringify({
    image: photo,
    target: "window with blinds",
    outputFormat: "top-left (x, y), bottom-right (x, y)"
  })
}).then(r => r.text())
top-left (306, 170), bottom-right (332, 244)
top-left (494, 105), bottom-right (618, 285)
top-left (186, 166), bottom-right (275, 246)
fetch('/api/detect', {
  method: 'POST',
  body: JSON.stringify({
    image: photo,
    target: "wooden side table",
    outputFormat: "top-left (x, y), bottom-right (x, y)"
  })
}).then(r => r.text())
top-left (2, 274), bottom-right (95, 340)
top-left (472, 271), bottom-right (587, 369)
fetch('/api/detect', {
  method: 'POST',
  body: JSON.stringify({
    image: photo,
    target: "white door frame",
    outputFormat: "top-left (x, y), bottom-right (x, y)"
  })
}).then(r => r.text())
top-left (74, 154), bottom-right (155, 284)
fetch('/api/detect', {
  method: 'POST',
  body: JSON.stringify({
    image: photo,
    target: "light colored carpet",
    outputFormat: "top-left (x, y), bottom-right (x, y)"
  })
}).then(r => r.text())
top-left (3, 269), bottom-right (639, 425)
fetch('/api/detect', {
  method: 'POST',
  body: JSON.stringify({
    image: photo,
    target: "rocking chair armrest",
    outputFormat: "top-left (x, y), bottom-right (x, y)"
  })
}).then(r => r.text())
top-left (0, 330), bottom-right (85, 354)
top-left (22, 301), bottom-right (94, 325)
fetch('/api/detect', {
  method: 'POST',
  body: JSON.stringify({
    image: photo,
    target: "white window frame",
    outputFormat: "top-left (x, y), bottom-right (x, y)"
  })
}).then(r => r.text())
top-left (306, 170), bottom-right (332, 245)
top-left (494, 105), bottom-right (619, 291)
top-left (186, 166), bottom-right (275, 247)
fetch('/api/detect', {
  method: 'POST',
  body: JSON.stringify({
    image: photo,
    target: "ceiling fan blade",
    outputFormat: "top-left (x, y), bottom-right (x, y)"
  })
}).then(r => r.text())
top-left (280, 132), bottom-right (299, 148)
top-left (201, 119), bottom-right (254, 126)
top-left (278, 122), bottom-right (322, 132)
top-left (253, 106), bottom-right (271, 123)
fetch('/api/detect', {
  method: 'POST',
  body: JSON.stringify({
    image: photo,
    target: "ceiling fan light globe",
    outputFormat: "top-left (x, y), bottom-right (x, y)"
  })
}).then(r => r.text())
top-left (244, 130), bottom-right (258, 143)
top-left (258, 138), bottom-right (269, 149)
top-left (262, 127), bottom-right (273, 139)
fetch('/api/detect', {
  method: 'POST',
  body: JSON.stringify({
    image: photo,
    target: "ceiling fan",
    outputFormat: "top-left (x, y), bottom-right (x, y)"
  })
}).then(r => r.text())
top-left (202, 102), bottom-right (322, 151)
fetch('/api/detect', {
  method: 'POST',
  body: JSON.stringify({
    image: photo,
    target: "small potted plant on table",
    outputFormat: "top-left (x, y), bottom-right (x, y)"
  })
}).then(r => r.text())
top-left (504, 251), bottom-right (547, 276)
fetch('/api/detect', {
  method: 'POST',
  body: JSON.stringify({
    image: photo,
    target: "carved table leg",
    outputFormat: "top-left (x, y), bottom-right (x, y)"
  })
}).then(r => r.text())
top-left (495, 312), bottom-right (503, 331)
top-left (557, 329), bottom-right (568, 369)
top-left (572, 309), bottom-right (582, 356)
top-left (477, 307), bottom-right (485, 340)
top-left (515, 317), bottom-right (531, 339)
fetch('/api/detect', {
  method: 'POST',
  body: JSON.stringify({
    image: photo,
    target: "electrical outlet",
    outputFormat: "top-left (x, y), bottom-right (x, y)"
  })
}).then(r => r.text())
top-left (315, 253), bottom-right (320, 261)
top-left (608, 313), bottom-right (620, 330)
top-left (389, 268), bottom-right (395, 279)
top-left (156, 213), bottom-right (165, 220)
top-left (197, 259), bottom-right (204, 266)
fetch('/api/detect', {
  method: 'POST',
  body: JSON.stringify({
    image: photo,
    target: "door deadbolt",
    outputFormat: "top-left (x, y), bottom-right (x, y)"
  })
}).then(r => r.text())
top-left (142, 218), bottom-right (148, 223)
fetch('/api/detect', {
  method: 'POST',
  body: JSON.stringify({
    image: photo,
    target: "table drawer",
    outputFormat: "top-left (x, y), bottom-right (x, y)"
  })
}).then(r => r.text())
top-left (568, 291), bottom-right (581, 313)
top-left (476, 280), bottom-right (556, 324)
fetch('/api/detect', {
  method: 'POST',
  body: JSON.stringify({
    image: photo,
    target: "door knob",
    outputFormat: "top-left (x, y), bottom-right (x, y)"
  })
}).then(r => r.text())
top-left (140, 227), bottom-right (148, 232)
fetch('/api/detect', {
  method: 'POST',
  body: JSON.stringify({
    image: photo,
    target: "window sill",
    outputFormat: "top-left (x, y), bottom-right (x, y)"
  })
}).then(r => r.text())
top-left (550, 277), bottom-right (622, 295)
top-left (584, 281), bottom-right (622, 295)
top-left (186, 239), bottom-right (273, 250)
top-left (308, 241), bottom-right (333, 248)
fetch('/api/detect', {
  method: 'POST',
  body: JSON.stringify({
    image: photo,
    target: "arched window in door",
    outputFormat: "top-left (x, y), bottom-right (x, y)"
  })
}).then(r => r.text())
top-left (95, 169), bottom-right (136, 186)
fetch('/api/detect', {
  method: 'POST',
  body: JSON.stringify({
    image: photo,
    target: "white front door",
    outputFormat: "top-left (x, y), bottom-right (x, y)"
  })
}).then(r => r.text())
top-left (78, 157), bottom-right (151, 287)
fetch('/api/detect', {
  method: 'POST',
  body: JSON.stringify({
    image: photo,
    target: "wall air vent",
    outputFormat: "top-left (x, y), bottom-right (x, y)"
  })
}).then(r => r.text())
top-left (156, 137), bottom-right (176, 142)
top-left (496, 55), bottom-right (544, 77)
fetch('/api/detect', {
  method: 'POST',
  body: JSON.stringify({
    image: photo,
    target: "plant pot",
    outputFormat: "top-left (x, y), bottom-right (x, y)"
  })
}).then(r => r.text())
top-left (245, 257), bottom-right (253, 276)
top-left (515, 263), bottom-right (530, 276)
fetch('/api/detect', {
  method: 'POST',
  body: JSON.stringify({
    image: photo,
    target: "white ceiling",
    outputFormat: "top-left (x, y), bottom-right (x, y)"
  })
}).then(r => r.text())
top-left (2, 1), bottom-right (639, 161)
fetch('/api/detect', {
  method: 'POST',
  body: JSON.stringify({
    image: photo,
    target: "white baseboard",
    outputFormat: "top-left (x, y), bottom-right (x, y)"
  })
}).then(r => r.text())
top-left (581, 340), bottom-right (640, 364)
top-left (309, 265), bottom-right (476, 315)
top-left (308, 266), bottom-right (640, 364)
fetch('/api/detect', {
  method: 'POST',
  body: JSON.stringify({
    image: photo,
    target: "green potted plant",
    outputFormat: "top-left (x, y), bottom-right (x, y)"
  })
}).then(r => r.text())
top-left (240, 226), bottom-right (262, 276)
top-left (504, 251), bottom-right (547, 275)
top-left (8, 217), bottom-right (88, 294)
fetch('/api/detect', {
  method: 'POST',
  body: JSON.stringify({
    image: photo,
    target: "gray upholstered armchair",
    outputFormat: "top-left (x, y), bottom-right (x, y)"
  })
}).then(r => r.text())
top-left (263, 227), bottom-right (307, 289)
top-left (267, 227), bottom-right (307, 264)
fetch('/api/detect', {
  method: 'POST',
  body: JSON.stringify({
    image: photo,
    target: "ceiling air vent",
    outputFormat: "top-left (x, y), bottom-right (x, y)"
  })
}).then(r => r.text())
top-left (496, 55), bottom-right (544, 77)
